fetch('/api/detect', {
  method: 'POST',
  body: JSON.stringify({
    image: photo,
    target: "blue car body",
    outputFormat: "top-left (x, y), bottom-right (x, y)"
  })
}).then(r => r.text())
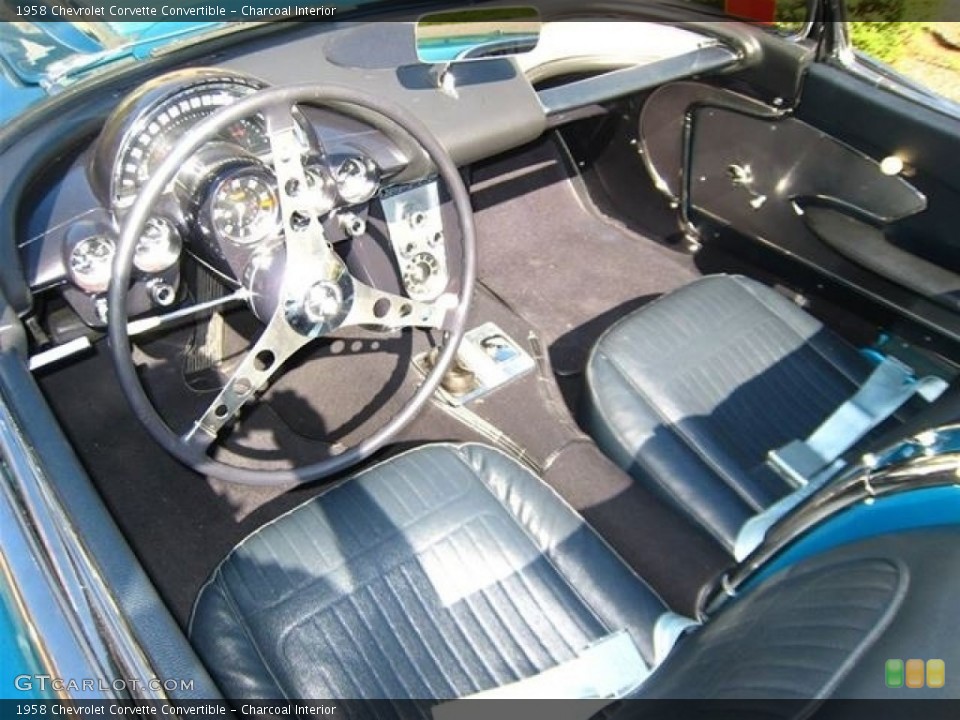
top-left (0, 20), bottom-right (214, 694)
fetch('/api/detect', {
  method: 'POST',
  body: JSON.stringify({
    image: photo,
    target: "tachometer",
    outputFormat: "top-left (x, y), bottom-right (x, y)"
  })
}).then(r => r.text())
top-left (209, 168), bottom-right (281, 246)
top-left (114, 82), bottom-right (268, 210)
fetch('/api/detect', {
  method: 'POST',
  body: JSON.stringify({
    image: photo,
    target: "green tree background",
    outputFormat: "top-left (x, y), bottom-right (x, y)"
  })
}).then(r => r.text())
top-left (844, 0), bottom-right (941, 63)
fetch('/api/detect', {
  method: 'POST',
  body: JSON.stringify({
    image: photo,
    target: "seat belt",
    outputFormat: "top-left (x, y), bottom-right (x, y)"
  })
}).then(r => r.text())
top-left (652, 611), bottom-right (698, 665)
top-left (767, 355), bottom-right (947, 487)
top-left (433, 622), bottom-right (697, 720)
top-left (734, 476), bottom-right (829, 560)
top-left (735, 356), bottom-right (948, 561)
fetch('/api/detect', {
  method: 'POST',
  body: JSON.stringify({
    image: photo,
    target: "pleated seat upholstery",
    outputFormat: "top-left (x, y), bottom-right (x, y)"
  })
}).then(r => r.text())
top-left (189, 443), bottom-right (667, 700)
top-left (581, 275), bottom-right (878, 550)
top-left (188, 277), bottom-right (959, 705)
top-left (189, 443), bottom-right (960, 704)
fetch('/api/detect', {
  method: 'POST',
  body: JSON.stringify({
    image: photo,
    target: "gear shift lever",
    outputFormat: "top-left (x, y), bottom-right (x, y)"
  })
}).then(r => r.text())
top-left (426, 346), bottom-right (477, 396)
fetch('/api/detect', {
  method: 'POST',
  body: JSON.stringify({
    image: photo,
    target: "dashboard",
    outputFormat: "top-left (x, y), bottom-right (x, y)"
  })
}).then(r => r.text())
top-left (7, 20), bottom-right (750, 341)
top-left (18, 65), bottom-right (442, 329)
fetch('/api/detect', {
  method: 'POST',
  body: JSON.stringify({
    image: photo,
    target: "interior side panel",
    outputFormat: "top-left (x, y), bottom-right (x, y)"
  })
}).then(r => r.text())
top-left (796, 63), bottom-right (960, 275)
top-left (639, 69), bottom-right (960, 348)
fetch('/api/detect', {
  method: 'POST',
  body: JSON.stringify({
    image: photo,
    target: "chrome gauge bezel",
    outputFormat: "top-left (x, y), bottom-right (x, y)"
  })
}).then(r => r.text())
top-left (133, 217), bottom-right (183, 273)
top-left (65, 231), bottom-right (116, 295)
top-left (207, 166), bottom-right (282, 247)
top-left (304, 160), bottom-right (339, 218)
top-left (334, 156), bottom-right (381, 205)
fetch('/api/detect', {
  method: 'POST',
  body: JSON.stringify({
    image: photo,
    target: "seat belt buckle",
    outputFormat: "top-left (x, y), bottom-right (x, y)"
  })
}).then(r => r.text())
top-left (767, 439), bottom-right (826, 487)
top-left (917, 375), bottom-right (949, 403)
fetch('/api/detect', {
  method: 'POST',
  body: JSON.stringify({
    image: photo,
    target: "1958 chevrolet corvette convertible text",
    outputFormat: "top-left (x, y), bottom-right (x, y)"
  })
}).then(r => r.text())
top-left (0, 4), bottom-right (959, 716)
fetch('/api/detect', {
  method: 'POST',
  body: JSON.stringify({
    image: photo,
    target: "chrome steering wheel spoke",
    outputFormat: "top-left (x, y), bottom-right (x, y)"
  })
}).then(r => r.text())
top-left (182, 310), bottom-right (311, 450)
top-left (343, 279), bottom-right (457, 331)
top-left (263, 102), bottom-right (336, 273)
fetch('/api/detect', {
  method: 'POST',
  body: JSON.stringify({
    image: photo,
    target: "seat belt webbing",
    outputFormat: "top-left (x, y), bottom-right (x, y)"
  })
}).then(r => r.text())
top-left (652, 611), bottom-right (698, 665)
top-left (439, 630), bottom-right (648, 703)
top-left (737, 356), bottom-right (948, 561)
top-left (767, 355), bottom-right (947, 487)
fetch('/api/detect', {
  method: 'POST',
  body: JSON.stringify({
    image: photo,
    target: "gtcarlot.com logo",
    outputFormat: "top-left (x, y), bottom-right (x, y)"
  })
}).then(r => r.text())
top-left (14, 675), bottom-right (195, 693)
top-left (885, 659), bottom-right (946, 689)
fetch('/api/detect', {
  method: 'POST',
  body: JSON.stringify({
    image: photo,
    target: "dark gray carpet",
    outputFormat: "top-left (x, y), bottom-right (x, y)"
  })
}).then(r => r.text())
top-left (472, 137), bottom-right (698, 375)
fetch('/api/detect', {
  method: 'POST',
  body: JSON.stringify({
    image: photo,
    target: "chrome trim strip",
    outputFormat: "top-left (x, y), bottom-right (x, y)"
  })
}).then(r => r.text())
top-left (0, 471), bottom-right (109, 699)
top-left (0, 380), bottom-right (168, 701)
top-left (28, 337), bottom-right (93, 372)
top-left (537, 44), bottom-right (741, 116)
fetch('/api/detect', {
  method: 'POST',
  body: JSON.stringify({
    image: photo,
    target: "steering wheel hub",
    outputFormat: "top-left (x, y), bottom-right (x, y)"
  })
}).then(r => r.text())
top-left (280, 254), bottom-right (355, 337)
top-left (303, 281), bottom-right (344, 323)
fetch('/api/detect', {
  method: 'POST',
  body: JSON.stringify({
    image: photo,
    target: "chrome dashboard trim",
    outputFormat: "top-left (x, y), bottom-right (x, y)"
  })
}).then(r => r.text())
top-left (537, 43), bottom-right (741, 116)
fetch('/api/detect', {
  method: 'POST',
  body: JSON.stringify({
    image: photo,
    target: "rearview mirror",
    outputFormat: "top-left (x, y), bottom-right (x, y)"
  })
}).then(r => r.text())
top-left (416, 7), bottom-right (541, 64)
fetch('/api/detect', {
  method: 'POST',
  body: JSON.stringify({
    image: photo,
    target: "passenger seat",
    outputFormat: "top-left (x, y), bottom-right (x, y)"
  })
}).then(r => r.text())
top-left (581, 275), bottom-right (897, 552)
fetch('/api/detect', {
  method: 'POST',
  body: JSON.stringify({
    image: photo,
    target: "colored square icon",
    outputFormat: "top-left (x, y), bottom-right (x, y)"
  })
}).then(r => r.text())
top-left (927, 659), bottom-right (945, 689)
top-left (885, 659), bottom-right (904, 688)
top-left (906, 659), bottom-right (925, 688)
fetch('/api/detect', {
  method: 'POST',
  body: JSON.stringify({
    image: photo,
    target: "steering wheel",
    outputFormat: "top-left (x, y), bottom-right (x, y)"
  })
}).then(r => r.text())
top-left (107, 84), bottom-right (476, 486)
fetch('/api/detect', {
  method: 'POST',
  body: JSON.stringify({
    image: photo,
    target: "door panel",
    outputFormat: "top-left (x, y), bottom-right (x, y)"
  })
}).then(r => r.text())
top-left (688, 106), bottom-right (926, 224)
top-left (639, 59), bottom-right (960, 347)
top-left (795, 63), bottom-right (960, 276)
top-left (640, 81), bottom-right (782, 201)
top-left (803, 207), bottom-right (960, 313)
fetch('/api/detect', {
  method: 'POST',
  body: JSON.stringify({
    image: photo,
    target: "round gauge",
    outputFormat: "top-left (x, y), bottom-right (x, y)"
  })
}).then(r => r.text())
top-left (92, 70), bottom-right (271, 211)
top-left (335, 157), bottom-right (381, 205)
top-left (209, 169), bottom-right (281, 246)
top-left (223, 117), bottom-right (269, 151)
top-left (68, 235), bottom-right (115, 294)
top-left (403, 252), bottom-right (442, 298)
top-left (134, 217), bottom-right (182, 273)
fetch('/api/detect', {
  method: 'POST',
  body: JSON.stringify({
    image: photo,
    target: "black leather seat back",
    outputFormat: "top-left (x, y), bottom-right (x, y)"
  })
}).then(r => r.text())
top-left (631, 529), bottom-right (960, 701)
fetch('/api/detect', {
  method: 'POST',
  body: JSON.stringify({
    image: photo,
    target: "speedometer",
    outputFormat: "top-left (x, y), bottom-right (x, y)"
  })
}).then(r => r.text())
top-left (90, 69), bottom-right (270, 211)
top-left (115, 99), bottom-right (269, 209)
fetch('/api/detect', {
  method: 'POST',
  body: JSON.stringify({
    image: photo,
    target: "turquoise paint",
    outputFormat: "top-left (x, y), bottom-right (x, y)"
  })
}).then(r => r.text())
top-left (746, 485), bottom-right (960, 591)
top-left (0, 572), bottom-right (51, 699)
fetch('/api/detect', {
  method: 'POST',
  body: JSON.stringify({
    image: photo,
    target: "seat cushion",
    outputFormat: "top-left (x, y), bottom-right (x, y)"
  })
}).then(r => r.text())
top-left (189, 443), bottom-right (667, 700)
top-left (582, 275), bottom-right (874, 551)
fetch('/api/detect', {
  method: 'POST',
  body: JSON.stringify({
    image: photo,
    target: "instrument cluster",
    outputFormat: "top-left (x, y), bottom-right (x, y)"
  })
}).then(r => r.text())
top-left (58, 68), bottom-right (387, 324)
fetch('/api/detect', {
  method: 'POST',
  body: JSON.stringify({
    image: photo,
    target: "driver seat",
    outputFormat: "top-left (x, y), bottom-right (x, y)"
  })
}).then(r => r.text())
top-left (189, 443), bottom-right (960, 701)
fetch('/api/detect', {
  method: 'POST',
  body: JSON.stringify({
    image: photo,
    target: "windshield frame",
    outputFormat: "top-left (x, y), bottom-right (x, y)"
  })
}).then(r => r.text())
top-left (0, 20), bottom-right (293, 154)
